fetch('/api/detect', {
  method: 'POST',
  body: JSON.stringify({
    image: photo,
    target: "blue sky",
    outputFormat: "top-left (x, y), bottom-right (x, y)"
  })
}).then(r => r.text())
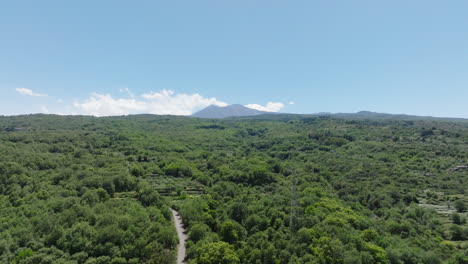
top-left (1, 0), bottom-right (467, 117)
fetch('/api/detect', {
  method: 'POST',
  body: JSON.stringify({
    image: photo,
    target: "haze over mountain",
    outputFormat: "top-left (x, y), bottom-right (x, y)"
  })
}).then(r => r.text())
top-left (191, 105), bottom-right (468, 122)
top-left (192, 104), bottom-right (271, 118)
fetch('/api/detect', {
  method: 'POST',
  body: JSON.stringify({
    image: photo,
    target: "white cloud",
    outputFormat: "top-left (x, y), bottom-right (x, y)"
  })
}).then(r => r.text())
top-left (288, 101), bottom-right (295, 105)
top-left (141, 89), bottom-right (175, 100)
top-left (120, 87), bottom-right (135, 98)
top-left (74, 89), bottom-right (227, 116)
top-left (245, 102), bottom-right (285, 112)
top-left (16, 88), bottom-right (47, 97)
top-left (16, 87), bottom-right (285, 116)
top-left (40, 106), bottom-right (49, 114)
top-left (73, 93), bottom-right (147, 116)
top-left (141, 90), bottom-right (227, 115)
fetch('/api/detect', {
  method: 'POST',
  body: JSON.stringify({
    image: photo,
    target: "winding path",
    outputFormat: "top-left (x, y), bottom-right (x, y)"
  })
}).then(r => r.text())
top-left (170, 208), bottom-right (187, 264)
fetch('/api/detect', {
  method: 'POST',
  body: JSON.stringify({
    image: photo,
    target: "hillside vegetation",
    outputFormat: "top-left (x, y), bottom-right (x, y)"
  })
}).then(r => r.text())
top-left (0, 114), bottom-right (467, 264)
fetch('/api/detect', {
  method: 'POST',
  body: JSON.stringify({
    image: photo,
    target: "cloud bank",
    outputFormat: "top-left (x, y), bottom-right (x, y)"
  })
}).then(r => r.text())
top-left (16, 88), bottom-right (47, 97)
top-left (74, 89), bottom-right (227, 116)
top-left (13, 87), bottom-right (288, 116)
top-left (245, 102), bottom-right (285, 112)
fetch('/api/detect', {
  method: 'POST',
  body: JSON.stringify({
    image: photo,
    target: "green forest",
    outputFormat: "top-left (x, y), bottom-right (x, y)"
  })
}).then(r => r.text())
top-left (0, 114), bottom-right (467, 264)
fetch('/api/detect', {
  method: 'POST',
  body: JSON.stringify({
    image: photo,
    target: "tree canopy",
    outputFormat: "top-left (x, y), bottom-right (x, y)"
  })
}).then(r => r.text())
top-left (0, 114), bottom-right (467, 264)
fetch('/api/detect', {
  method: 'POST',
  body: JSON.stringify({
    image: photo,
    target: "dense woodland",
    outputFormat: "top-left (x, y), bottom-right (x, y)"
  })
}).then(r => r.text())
top-left (0, 114), bottom-right (467, 264)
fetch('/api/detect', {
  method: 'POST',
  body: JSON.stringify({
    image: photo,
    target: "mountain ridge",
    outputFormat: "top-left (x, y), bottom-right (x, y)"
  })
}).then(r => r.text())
top-left (2, 109), bottom-right (466, 122)
top-left (192, 104), bottom-right (272, 118)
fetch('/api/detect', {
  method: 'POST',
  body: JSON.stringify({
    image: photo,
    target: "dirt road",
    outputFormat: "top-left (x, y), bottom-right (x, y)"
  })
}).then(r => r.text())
top-left (170, 208), bottom-right (187, 264)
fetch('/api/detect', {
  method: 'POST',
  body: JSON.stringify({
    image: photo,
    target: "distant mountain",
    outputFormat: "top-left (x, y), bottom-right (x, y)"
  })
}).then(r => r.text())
top-left (192, 104), bottom-right (270, 118)
top-left (318, 111), bottom-right (468, 122)
top-left (235, 110), bottom-right (468, 122)
top-left (192, 106), bottom-right (468, 121)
